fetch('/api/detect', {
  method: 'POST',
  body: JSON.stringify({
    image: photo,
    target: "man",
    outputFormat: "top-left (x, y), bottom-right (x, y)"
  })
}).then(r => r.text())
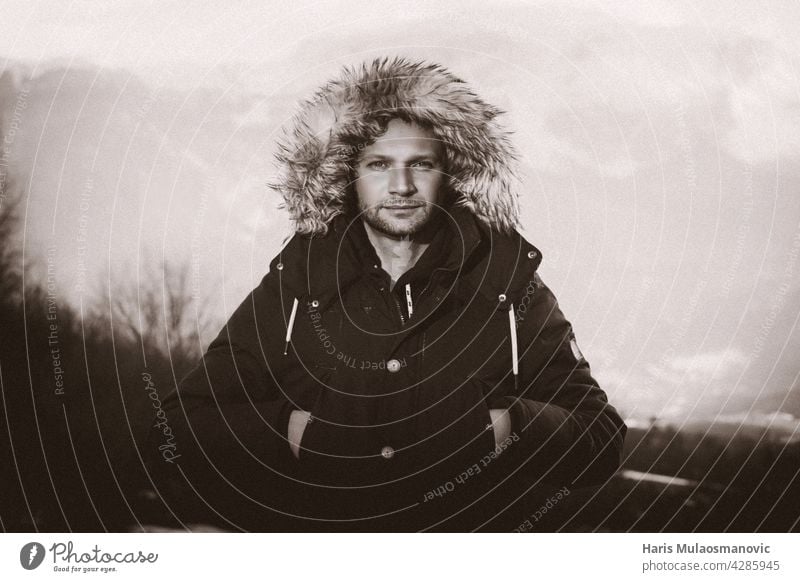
top-left (149, 57), bottom-right (626, 532)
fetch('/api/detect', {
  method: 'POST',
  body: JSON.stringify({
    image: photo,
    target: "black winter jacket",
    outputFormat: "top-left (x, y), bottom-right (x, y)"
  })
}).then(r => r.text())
top-left (148, 207), bottom-right (626, 531)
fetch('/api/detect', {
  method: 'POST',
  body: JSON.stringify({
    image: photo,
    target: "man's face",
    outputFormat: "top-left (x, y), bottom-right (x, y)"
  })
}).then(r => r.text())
top-left (354, 119), bottom-right (446, 238)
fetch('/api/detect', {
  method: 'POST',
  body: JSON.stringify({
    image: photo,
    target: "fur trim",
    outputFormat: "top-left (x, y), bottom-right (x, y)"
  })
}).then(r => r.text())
top-left (271, 57), bottom-right (520, 235)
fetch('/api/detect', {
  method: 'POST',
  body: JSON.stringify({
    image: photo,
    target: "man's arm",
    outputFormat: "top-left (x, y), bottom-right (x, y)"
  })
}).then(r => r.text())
top-left (494, 274), bottom-right (626, 488)
top-left (148, 269), bottom-right (298, 502)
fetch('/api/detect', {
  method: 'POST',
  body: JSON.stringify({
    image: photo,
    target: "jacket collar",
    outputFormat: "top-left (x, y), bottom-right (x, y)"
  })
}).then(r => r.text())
top-left (311, 206), bottom-right (482, 291)
top-left (277, 205), bottom-right (541, 309)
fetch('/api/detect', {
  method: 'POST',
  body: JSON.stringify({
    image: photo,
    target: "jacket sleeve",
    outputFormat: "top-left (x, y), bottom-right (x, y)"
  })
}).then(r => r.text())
top-left (148, 266), bottom-right (298, 510)
top-left (494, 274), bottom-right (626, 489)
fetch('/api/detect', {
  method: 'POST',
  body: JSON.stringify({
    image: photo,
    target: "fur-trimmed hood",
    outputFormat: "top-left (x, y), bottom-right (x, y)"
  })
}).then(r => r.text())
top-left (272, 57), bottom-right (520, 235)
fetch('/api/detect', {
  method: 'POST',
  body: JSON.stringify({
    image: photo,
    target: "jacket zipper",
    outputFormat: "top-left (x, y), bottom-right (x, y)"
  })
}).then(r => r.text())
top-left (389, 267), bottom-right (446, 326)
top-left (391, 293), bottom-right (406, 326)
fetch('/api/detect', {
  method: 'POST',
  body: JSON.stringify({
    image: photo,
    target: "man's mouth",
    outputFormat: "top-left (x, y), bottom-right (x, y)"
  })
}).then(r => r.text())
top-left (381, 199), bottom-right (425, 209)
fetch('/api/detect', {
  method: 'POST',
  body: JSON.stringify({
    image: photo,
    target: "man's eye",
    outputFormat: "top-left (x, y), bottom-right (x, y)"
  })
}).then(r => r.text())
top-left (367, 161), bottom-right (388, 170)
top-left (411, 161), bottom-right (434, 169)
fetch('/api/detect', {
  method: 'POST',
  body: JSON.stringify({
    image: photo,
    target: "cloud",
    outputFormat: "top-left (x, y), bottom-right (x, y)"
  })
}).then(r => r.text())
top-left (667, 348), bottom-right (750, 384)
top-left (600, 347), bottom-right (755, 419)
top-left (723, 43), bottom-right (800, 162)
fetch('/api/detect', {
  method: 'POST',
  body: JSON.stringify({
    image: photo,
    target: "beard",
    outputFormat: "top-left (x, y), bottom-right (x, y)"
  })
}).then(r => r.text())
top-left (359, 201), bottom-right (438, 238)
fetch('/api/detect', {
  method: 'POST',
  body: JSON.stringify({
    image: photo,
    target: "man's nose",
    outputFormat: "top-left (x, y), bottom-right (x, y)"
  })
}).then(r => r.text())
top-left (388, 166), bottom-right (417, 195)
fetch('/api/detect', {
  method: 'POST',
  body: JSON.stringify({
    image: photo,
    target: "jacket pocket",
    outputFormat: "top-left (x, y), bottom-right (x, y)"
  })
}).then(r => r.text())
top-left (414, 375), bottom-right (496, 479)
top-left (295, 381), bottom-right (379, 488)
top-left (476, 373), bottom-right (518, 405)
top-left (296, 376), bottom-right (330, 463)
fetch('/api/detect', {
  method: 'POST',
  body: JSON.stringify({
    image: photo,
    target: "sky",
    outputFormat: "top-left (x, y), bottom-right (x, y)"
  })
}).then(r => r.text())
top-left (1, 0), bottom-right (799, 424)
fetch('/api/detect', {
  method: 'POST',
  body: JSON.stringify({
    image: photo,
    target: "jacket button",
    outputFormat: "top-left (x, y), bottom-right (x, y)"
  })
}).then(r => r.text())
top-left (498, 293), bottom-right (507, 303)
top-left (381, 445), bottom-right (395, 459)
top-left (527, 250), bottom-right (537, 259)
top-left (311, 299), bottom-right (319, 308)
top-left (387, 359), bottom-right (401, 373)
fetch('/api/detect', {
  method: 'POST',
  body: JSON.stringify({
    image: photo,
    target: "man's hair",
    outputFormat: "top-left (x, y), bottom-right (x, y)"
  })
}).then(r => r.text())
top-left (271, 57), bottom-right (520, 236)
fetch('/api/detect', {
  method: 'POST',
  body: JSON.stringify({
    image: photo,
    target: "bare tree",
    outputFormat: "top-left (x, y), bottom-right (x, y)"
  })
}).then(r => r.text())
top-left (0, 181), bottom-right (23, 306)
top-left (102, 257), bottom-right (215, 365)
